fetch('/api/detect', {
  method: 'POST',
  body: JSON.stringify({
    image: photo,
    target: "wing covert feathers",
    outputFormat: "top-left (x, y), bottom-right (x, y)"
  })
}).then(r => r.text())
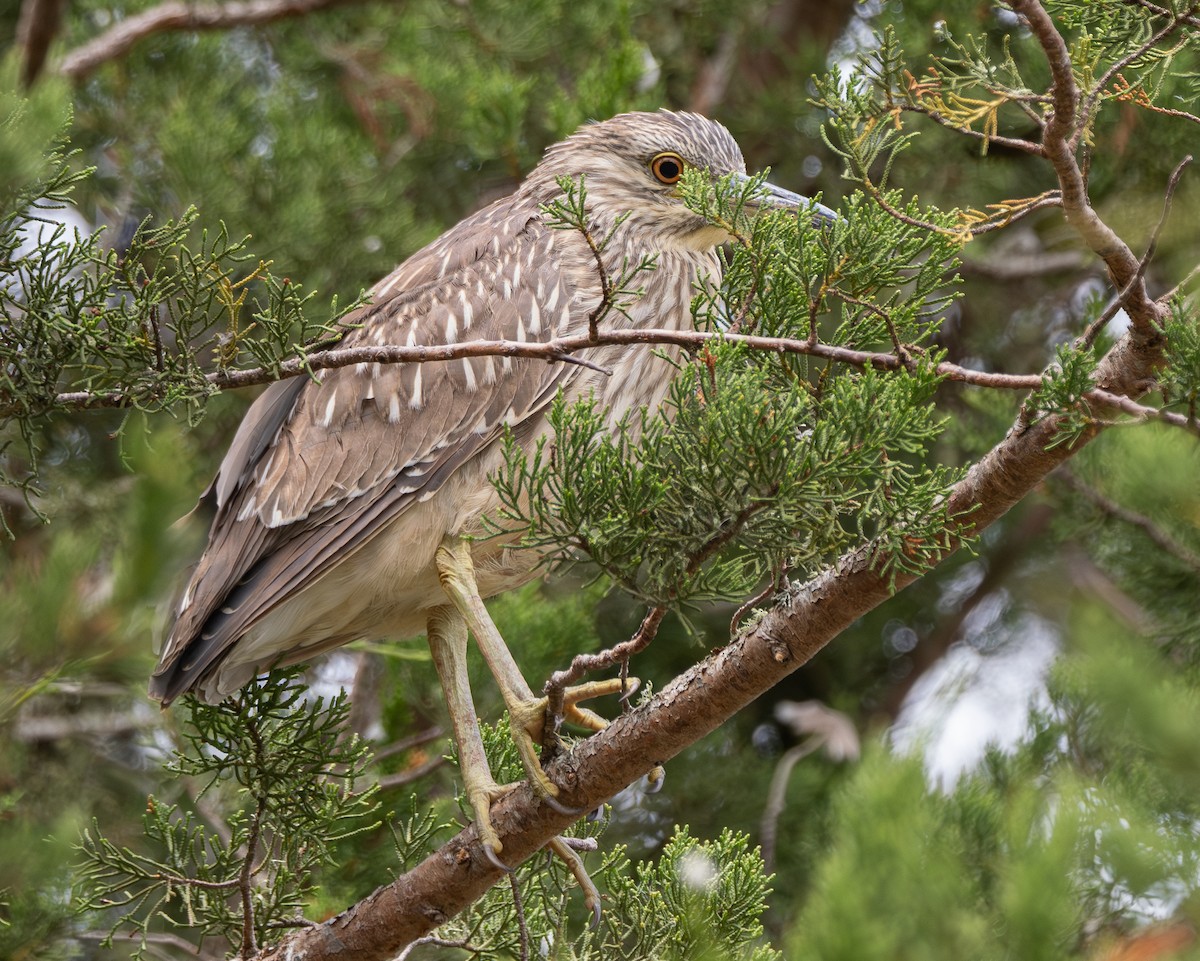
top-left (150, 199), bottom-right (594, 702)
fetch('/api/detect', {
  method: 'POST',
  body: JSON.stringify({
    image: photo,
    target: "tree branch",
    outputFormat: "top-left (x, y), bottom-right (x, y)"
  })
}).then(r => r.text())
top-left (19, 328), bottom-right (1043, 419)
top-left (1008, 0), bottom-right (1169, 334)
top-left (58, 0), bottom-right (374, 81)
top-left (23, 326), bottom-right (1196, 449)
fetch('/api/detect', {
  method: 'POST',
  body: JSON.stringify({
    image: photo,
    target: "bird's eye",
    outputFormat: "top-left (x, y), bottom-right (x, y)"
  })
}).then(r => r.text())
top-left (650, 152), bottom-right (685, 185)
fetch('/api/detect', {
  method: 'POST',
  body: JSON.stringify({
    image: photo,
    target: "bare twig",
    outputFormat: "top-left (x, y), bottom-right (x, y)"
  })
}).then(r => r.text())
top-left (22, 327), bottom-right (1049, 417)
top-left (394, 934), bottom-right (485, 960)
top-left (59, 0), bottom-right (372, 81)
top-left (689, 27), bottom-right (741, 115)
top-left (509, 874), bottom-right (530, 961)
top-left (376, 755), bottom-right (446, 791)
top-left (76, 930), bottom-right (223, 961)
top-left (831, 290), bottom-right (911, 362)
top-left (13, 709), bottom-right (154, 742)
top-left (1159, 259), bottom-right (1200, 305)
top-left (1056, 468), bottom-right (1200, 574)
top-left (730, 565), bottom-right (786, 635)
top-left (27, 327), bottom-right (1199, 438)
top-left (899, 102), bottom-right (1045, 155)
top-left (543, 606), bottom-right (667, 723)
top-left (959, 250), bottom-right (1089, 281)
top-left (240, 718), bottom-right (269, 957)
top-left (1123, 0), bottom-right (1200, 27)
top-left (370, 726), bottom-right (444, 764)
top-left (862, 176), bottom-right (1062, 236)
top-left (1089, 387), bottom-right (1200, 436)
top-left (1008, 0), bottom-right (1167, 333)
top-left (760, 736), bottom-right (824, 873)
top-left (1079, 155), bottom-right (1193, 347)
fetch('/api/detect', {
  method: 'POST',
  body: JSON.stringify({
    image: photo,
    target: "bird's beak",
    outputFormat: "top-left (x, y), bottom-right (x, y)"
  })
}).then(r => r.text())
top-left (732, 173), bottom-right (838, 223)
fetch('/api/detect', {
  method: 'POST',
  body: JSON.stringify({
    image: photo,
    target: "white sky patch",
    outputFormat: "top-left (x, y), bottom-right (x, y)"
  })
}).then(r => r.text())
top-left (891, 613), bottom-right (1059, 788)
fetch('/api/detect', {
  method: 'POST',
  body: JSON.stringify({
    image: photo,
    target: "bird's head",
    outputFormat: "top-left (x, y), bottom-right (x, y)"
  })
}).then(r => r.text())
top-left (526, 109), bottom-right (835, 252)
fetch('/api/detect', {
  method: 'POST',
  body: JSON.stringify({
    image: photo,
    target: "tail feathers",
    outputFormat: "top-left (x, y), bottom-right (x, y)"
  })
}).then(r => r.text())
top-left (149, 591), bottom-right (251, 705)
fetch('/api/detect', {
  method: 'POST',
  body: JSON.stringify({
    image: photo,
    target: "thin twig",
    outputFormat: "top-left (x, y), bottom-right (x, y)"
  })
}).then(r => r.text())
top-left (1073, 2), bottom-right (1200, 149)
top-left (76, 930), bottom-right (223, 960)
top-left (1089, 387), bottom-right (1200, 435)
top-left (240, 717), bottom-right (268, 957)
top-left (831, 290), bottom-right (911, 362)
top-left (899, 102), bottom-right (1045, 155)
top-left (508, 874), bottom-right (530, 961)
top-left (24, 327), bottom-right (1054, 417)
top-left (59, 0), bottom-right (371, 81)
top-left (689, 26), bottom-right (740, 115)
top-left (760, 736), bottom-right (824, 873)
top-left (370, 726), bottom-right (444, 763)
top-left (376, 755), bottom-right (446, 791)
top-left (862, 176), bottom-right (1062, 236)
top-left (14, 327), bottom-right (1200, 438)
top-left (1123, 0), bottom-right (1200, 27)
top-left (543, 606), bottom-right (667, 722)
top-left (1078, 155), bottom-right (1192, 347)
top-left (1056, 468), bottom-right (1200, 574)
top-left (1159, 259), bottom-right (1200, 305)
top-left (394, 934), bottom-right (485, 960)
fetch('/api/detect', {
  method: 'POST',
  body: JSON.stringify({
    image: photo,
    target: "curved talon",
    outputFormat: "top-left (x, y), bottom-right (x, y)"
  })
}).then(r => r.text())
top-left (540, 793), bottom-right (588, 817)
top-left (645, 765), bottom-right (666, 794)
top-left (482, 843), bottom-right (514, 874)
top-left (586, 805), bottom-right (606, 823)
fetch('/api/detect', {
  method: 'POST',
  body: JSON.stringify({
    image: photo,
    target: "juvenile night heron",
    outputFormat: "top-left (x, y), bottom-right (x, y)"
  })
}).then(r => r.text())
top-left (151, 110), bottom-right (830, 857)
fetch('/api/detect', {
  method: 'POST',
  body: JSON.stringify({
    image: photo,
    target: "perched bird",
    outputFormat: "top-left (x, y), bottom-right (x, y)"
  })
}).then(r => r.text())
top-left (151, 110), bottom-right (831, 857)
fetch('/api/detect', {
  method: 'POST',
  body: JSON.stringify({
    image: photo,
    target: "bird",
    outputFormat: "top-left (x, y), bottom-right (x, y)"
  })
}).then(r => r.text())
top-left (150, 109), bottom-right (832, 860)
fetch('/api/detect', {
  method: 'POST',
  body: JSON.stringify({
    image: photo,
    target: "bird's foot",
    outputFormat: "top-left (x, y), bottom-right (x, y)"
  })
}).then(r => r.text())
top-left (547, 835), bottom-right (602, 927)
top-left (463, 772), bottom-right (520, 857)
top-left (505, 676), bottom-right (640, 806)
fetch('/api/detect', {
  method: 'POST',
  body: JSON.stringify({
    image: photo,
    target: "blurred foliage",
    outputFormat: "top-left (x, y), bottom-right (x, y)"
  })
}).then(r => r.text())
top-left (1, 0), bottom-right (1199, 959)
top-left (77, 673), bottom-right (381, 958)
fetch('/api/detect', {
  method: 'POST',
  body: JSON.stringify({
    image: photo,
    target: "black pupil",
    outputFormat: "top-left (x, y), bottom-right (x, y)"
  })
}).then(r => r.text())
top-left (657, 158), bottom-right (681, 181)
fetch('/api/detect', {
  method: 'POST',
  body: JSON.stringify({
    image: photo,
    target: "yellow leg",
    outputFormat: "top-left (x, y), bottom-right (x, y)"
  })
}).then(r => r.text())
top-left (426, 605), bottom-right (513, 855)
top-left (435, 536), bottom-right (631, 804)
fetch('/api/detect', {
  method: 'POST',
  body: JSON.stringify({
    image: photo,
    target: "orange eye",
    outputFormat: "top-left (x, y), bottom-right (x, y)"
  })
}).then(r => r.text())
top-left (650, 152), bottom-right (685, 185)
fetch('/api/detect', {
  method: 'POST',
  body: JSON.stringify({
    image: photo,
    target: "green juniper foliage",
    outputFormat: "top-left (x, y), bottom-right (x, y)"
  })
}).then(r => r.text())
top-left (0, 124), bottom-right (360, 504)
top-left (790, 620), bottom-right (1200, 961)
top-left (422, 721), bottom-right (782, 960)
top-left (77, 685), bottom-right (781, 960)
top-left (75, 673), bottom-right (381, 958)
top-left (492, 170), bottom-right (964, 611)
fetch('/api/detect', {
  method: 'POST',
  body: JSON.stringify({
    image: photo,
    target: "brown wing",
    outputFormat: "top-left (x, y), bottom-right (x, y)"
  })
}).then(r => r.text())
top-left (151, 197), bottom-right (593, 701)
